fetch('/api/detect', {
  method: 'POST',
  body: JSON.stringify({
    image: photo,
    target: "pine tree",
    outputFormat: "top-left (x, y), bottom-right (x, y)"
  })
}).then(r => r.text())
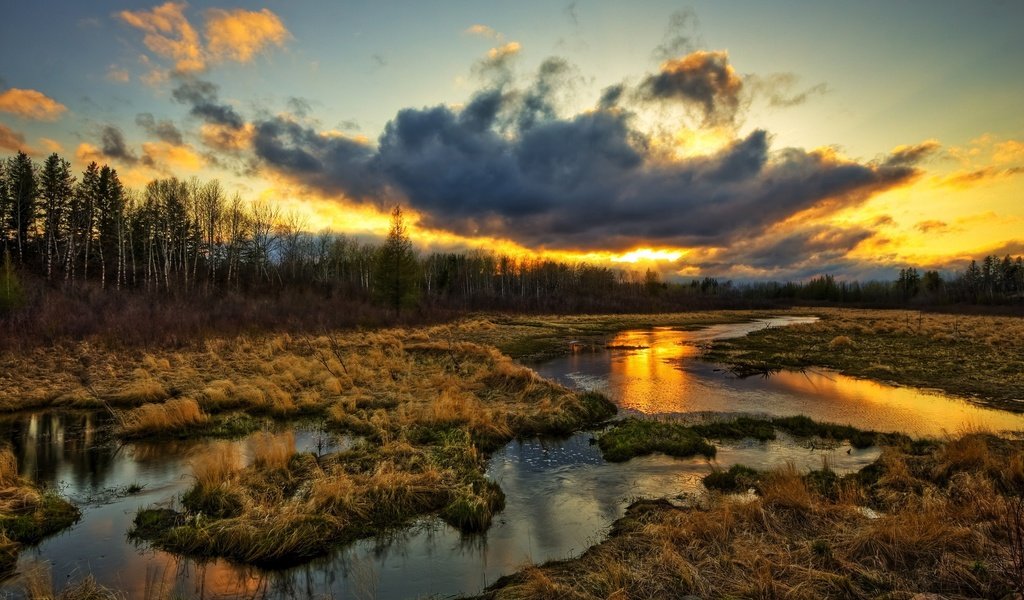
top-left (39, 153), bottom-right (75, 280)
top-left (6, 152), bottom-right (37, 263)
top-left (372, 206), bottom-right (420, 313)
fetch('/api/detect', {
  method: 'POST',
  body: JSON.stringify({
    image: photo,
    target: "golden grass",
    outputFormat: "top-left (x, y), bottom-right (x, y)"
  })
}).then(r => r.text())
top-left (478, 433), bottom-right (1024, 599)
top-left (191, 442), bottom-right (242, 489)
top-left (118, 398), bottom-right (209, 437)
top-left (249, 431), bottom-right (295, 471)
top-left (21, 561), bottom-right (122, 600)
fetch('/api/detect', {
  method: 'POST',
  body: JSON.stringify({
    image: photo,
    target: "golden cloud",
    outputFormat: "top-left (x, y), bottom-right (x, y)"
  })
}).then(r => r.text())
top-left (119, 2), bottom-right (205, 73)
top-left (39, 138), bottom-right (63, 153)
top-left (199, 122), bottom-right (255, 152)
top-left (994, 140), bottom-right (1024, 164)
top-left (0, 88), bottom-right (67, 121)
top-left (142, 141), bottom-right (205, 171)
top-left (487, 41), bottom-right (522, 60)
top-left (205, 8), bottom-right (289, 63)
top-left (75, 142), bottom-right (105, 165)
top-left (0, 124), bottom-right (30, 153)
top-left (465, 24), bottom-right (501, 39)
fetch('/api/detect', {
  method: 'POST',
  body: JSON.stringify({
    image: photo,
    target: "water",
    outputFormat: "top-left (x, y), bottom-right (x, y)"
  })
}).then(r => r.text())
top-left (2, 317), bottom-right (1022, 598)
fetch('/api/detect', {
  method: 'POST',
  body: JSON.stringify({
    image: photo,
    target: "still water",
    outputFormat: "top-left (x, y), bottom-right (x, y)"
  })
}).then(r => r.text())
top-left (2, 317), bottom-right (1022, 598)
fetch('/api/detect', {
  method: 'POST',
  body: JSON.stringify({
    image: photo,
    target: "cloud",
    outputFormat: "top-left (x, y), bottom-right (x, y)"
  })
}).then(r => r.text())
top-left (746, 72), bottom-right (829, 108)
top-left (252, 69), bottom-right (918, 251)
top-left (915, 219), bottom-right (952, 234)
top-left (141, 141), bottom-right (205, 171)
top-left (204, 8), bottom-right (289, 63)
top-left (99, 125), bottom-right (138, 164)
top-left (135, 112), bottom-right (184, 145)
top-left (0, 88), bottom-right (67, 121)
top-left (465, 24), bottom-right (501, 40)
top-left (38, 137), bottom-right (62, 151)
top-left (106, 65), bottom-right (131, 83)
top-left (0, 124), bottom-right (30, 153)
top-left (652, 9), bottom-right (702, 61)
top-left (118, 2), bottom-right (204, 73)
top-left (200, 122), bottom-right (254, 152)
top-left (488, 41), bottom-right (522, 61)
top-left (171, 78), bottom-right (244, 129)
top-left (937, 166), bottom-right (1023, 189)
top-left (639, 51), bottom-right (744, 126)
top-left (882, 140), bottom-right (941, 168)
top-left (993, 140), bottom-right (1024, 164)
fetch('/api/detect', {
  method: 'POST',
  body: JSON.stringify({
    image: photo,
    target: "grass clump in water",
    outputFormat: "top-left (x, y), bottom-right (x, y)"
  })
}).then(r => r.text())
top-left (0, 447), bottom-right (80, 575)
top-left (599, 419), bottom-right (716, 462)
top-left (702, 464), bottom-right (760, 492)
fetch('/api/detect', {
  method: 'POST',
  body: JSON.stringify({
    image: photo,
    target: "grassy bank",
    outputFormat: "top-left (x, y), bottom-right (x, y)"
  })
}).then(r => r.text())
top-left (477, 432), bottom-right (1024, 599)
top-left (705, 308), bottom-right (1024, 410)
top-left (597, 415), bottom-right (909, 463)
top-left (127, 336), bottom-right (614, 567)
top-left (0, 448), bottom-right (79, 577)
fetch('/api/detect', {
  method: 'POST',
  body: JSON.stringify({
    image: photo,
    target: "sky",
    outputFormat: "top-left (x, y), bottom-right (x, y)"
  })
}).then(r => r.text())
top-left (1, 0), bottom-right (1022, 280)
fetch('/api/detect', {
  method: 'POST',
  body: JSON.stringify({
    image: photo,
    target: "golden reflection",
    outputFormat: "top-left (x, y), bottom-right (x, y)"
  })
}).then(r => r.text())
top-left (601, 327), bottom-right (1024, 436)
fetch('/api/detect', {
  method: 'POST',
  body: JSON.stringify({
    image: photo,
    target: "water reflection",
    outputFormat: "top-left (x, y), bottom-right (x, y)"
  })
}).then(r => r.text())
top-left (3, 317), bottom-right (1023, 598)
top-left (538, 317), bottom-right (1024, 436)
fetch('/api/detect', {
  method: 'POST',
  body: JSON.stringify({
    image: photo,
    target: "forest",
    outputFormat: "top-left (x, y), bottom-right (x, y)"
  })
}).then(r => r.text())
top-left (0, 151), bottom-right (1021, 346)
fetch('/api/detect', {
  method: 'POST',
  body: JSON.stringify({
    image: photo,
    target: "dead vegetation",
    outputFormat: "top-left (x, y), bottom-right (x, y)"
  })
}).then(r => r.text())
top-left (478, 432), bottom-right (1024, 599)
top-left (706, 308), bottom-right (1024, 409)
top-left (0, 447), bottom-right (80, 577)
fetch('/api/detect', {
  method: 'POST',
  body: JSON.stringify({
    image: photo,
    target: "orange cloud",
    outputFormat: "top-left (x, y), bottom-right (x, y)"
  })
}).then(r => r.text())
top-left (465, 24), bottom-right (502, 40)
top-left (142, 141), bottom-right (205, 171)
top-left (936, 166), bottom-right (1023, 189)
top-left (205, 8), bottom-right (289, 63)
top-left (487, 41), bottom-right (521, 60)
top-left (39, 138), bottom-right (63, 153)
top-left (119, 2), bottom-right (205, 73)
top-left (0, 88), bottom-right (67, 121)
top-left (0, 124), bottom-right (31, 153)
top-left (75, 142), bottom-right (105, 165)
top-left (199, 122), bottom-right (255, 152)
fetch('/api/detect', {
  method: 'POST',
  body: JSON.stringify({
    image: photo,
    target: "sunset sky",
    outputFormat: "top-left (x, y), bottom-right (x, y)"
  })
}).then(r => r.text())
top-left (2, 1), bottom-right (1022, 280)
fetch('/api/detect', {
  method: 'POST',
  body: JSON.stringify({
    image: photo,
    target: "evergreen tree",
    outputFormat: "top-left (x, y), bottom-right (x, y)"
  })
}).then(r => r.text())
top-left (6, 152), bottom-right (37, 263)
top-left (39, 153), bottom-right (74, 279)
top-left (0, 249), bottom-right (23, 314)
top-left (373, 206), bottom-right (420, 313)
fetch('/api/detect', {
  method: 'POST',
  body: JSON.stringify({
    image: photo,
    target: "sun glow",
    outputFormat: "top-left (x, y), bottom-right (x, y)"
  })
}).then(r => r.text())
top-left (611, 248), bottom-right (685, 263)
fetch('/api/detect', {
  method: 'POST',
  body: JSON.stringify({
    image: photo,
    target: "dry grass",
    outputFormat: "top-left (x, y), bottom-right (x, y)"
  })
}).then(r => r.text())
top-left (249, 431), bottom-right (295, 471)
top-left (478, 433), bottom-right (1024, 599)
top-left (706, 308), bottom-right (1024, 408)
top-left (191, 442), bottom-right (242, 490)
top-left (22, 561), bottom-right (122, 600)
top-left (117, 398), bottom-right (209, 438)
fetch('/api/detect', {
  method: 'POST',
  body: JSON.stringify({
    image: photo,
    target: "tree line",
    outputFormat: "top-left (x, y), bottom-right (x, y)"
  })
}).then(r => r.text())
top-left (0, 150), bottom-right (1021, 342)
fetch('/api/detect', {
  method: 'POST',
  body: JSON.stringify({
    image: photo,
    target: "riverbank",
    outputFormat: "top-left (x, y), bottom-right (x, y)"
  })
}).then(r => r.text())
top-left (705, 308), bottom-right (1024, 411)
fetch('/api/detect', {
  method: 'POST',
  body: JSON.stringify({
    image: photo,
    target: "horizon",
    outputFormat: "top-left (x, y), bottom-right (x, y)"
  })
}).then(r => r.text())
top-left (2, 1), bottom-right (1022, 282)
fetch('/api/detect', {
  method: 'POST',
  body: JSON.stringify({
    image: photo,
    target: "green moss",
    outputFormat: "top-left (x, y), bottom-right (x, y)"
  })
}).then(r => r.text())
top-left (702, 464), bottom-right (760, 492)
top-left (599, 419), bottom-right (717, 462)
top-left (691, 417), bottom-right (777, 441)
top-left (181, 485), bottom-right (244, 519)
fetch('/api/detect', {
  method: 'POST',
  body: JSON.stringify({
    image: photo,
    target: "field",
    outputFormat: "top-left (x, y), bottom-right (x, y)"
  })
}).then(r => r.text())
top-left (706, 308), bottom-right (1024, 410)
top-left (1, 308), bottom-right (1023, 596)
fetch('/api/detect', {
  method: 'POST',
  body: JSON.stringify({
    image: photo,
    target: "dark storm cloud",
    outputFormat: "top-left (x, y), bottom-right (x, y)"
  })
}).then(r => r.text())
top-left (253, 84), bottom-right (916, 250)
top-left (171, 78), bottom-right (245, 129)
top-left (100, 124), bottom-right (137, 164)
top-left (638, 50), bottom-right (743, 126)
top-left (135, 113), bottom-right (184, 145)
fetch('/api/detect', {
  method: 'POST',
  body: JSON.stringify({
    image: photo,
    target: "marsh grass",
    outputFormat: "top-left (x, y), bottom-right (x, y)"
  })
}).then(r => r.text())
top-left (598, 415), bottom-right (899, 463)
top-left (117, 398), bottom-right (209, 438)
top-left (21, 561), bottom-right (122, 600)
top-left (0, 448), bottom-right (80, 575)
top-left (705, 308), bottom-right (1024, 409)
top-left (479, 433), bottom-right (1024, 599)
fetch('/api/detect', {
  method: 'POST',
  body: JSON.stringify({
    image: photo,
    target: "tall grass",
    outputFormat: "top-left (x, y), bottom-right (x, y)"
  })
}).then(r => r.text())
top-left (249, 431), bottom-right (295, 471)
top-left (118, 398), bottom-right (209, 437)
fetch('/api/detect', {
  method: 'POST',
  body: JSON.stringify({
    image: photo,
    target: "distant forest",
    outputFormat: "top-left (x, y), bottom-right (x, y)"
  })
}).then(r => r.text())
top-left (0, 151), bottom-right (1021, 346)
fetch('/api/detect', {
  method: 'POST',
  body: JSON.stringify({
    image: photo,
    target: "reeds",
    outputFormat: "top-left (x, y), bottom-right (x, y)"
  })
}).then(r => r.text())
top-left (118, 398), bottom-right (209, 437)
